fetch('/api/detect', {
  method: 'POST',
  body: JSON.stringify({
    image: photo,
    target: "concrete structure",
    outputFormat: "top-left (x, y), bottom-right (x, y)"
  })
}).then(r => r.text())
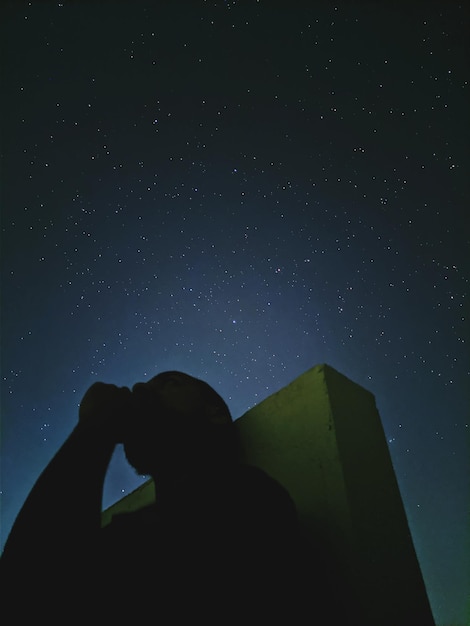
top-left (102, 363), bottom-right (435, 625)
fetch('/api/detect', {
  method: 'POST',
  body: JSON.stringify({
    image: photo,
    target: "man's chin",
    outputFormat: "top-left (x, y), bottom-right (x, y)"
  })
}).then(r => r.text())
top-left (123, 442), bottom-right (153, 475)
top-left (133, 467), bottom-right (151, 478)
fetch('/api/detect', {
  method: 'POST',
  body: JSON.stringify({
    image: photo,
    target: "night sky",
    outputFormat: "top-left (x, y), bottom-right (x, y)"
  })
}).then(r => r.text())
top-left (1, 2), bottom-right (469, 623)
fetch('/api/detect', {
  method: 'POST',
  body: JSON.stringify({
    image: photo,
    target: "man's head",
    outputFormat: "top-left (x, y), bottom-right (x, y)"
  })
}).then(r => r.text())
top-left (123, 371), bottom-right (235, 480)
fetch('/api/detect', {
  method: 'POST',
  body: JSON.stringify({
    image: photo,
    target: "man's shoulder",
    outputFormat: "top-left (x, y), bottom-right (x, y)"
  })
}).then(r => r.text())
top-left (220, 463), bottom-right (299, 530)
top-left (231, 464), bottom-right (294, 504)
top-left (103, 464), bottom-right (296, 531)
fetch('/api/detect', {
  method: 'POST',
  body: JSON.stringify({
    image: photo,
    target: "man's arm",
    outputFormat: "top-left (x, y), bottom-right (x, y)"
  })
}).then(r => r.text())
top-left (1, 383), bottom-right (132, 566)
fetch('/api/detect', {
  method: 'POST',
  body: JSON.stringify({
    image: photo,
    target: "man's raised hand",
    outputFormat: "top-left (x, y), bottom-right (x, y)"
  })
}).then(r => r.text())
top-left (79, 382), bottom-right (133, 444)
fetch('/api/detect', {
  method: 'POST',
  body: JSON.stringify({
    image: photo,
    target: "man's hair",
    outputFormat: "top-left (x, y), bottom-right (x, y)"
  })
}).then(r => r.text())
top-left (186, 374), bottom-right (232, 426)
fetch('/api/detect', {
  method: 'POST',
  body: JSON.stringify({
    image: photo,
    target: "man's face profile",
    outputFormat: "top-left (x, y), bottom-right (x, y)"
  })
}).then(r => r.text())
top-left (122, 371), bottom-right (231, 478)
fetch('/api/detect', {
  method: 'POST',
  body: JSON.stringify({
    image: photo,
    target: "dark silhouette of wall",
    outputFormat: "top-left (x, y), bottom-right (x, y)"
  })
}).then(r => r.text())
top-left (102, 363), bottom-right (436, 625)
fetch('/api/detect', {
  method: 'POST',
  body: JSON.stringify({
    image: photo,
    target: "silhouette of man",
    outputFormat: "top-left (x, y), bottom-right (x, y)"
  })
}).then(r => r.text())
top-left (1, 371), bottom-right (317, 622)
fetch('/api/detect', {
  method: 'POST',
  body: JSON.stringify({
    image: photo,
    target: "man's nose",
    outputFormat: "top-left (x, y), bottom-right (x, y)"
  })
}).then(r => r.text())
top-left (131, 382), bottom-right (159, 402)
top-left (132, 382), bottom-right (146, 393)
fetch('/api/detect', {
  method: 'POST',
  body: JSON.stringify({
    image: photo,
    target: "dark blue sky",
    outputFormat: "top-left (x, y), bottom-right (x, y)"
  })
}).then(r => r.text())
top-left (1, 2), bottom-right (469, 624)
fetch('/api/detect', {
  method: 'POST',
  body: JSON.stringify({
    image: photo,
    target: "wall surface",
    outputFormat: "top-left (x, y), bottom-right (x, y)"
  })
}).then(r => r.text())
top-left (102, 363), bottom-right (436, 625)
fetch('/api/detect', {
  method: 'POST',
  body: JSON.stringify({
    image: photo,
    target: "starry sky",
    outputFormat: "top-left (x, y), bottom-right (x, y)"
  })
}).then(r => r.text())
top-left (1, 1), bottom-right (469, 623)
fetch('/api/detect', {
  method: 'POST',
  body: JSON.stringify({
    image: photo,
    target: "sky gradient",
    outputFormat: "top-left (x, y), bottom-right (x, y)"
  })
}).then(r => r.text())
top-left (1, 2), bottom-right (469, 624)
